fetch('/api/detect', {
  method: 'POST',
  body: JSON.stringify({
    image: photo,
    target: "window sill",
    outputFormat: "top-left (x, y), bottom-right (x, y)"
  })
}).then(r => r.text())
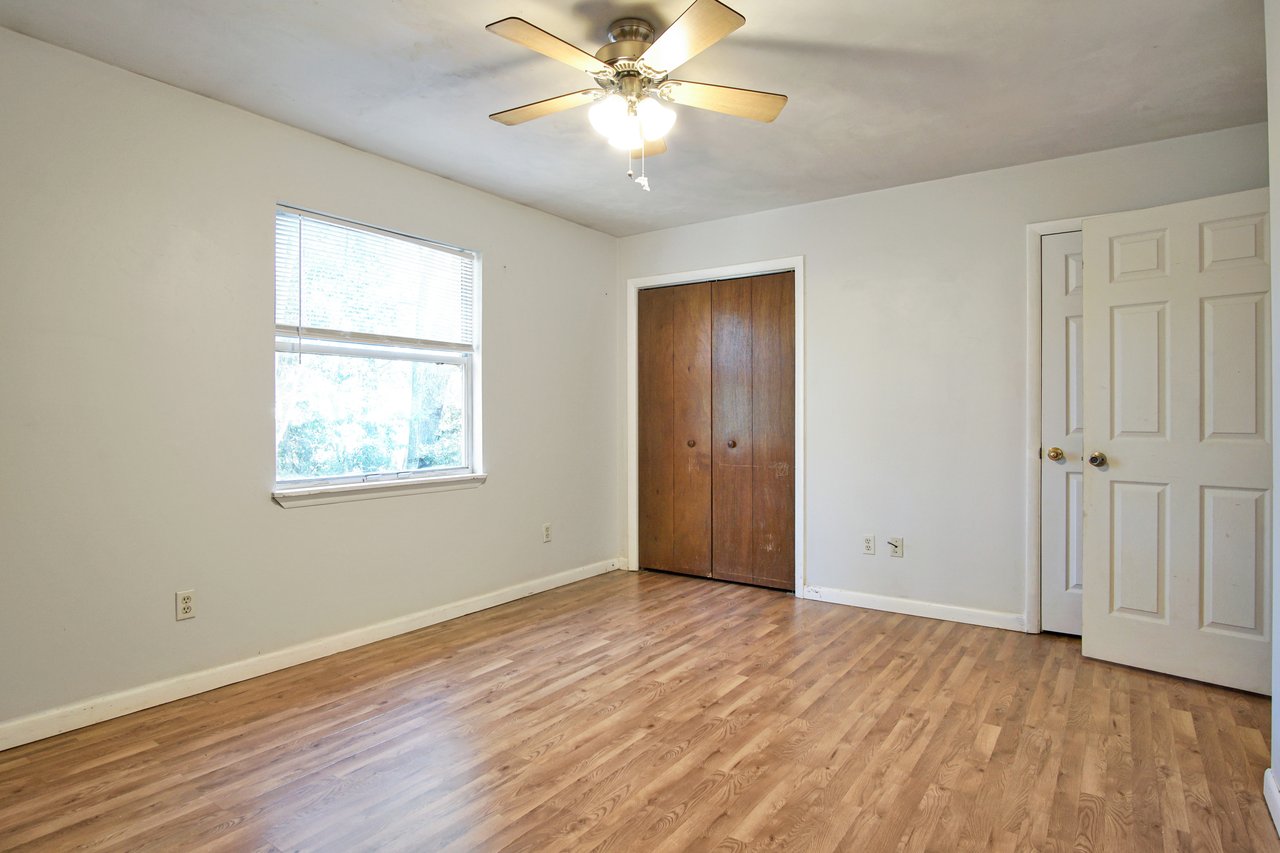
top-left (272, 473), bottom-right (487, 508)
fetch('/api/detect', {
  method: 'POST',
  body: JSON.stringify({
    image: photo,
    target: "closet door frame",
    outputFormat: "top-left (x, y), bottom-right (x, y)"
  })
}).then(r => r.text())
top-left (626, 256), bottom-right (807, 596)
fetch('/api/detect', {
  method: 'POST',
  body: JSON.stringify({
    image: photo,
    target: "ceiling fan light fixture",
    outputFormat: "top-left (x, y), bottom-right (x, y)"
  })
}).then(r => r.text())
top-left (606, 112), bottom-right (644, 150)
top-left (486, 0), bottom-right (787, 178)
top-left (595, 95), bottom-right (675, 149)
top-left (588, 93), bottom-right (627, 138)
top-left (637, 97), bottom-right (676, 140)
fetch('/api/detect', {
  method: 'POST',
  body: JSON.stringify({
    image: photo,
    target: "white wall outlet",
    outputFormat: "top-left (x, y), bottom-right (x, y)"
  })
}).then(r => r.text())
top-left (542, 523), bottom-right (552, 544)
top-left (175, 590), bottom-right (195, 621)
top-left (861, 535), bottom-right (875, 555)
top-left (887, 538), bottom-right (904, 558)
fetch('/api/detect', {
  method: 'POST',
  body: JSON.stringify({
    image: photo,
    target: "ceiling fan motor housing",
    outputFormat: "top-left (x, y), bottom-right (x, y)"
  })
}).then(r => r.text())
top-left (596, 17), bottom-right (656, 65)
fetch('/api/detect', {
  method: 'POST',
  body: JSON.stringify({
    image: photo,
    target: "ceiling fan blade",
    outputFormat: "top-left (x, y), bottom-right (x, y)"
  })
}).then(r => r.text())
top-left (485, 18), bottom-right (612, 76)
top-left (662, 81), bottom-right (787, 122)
top-left (638, 0), bottom-right (745, 75)
top-left (630, 137), bottom-right (668, 157)
top-left (489, 90), bottom-right (599, 126)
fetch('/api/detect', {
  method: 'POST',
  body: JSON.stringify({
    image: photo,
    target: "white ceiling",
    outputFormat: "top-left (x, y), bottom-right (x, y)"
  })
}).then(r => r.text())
top-left (0, 0), bottom-right (1266, 236)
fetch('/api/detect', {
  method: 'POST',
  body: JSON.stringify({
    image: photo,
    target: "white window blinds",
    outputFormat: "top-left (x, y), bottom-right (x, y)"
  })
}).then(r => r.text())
top-left (274, 208), bottom-right (476, 348)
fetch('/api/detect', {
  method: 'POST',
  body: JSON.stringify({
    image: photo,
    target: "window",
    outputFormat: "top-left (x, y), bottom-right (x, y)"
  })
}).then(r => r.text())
top-left (273, 207), bottom-right (482, 502)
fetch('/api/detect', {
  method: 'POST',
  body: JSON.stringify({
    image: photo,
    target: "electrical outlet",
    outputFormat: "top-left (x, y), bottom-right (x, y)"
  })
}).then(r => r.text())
top-left (175, 590), bottom-right (195, 621)
top-left (542, 523), bottom-right (552, 544)
top-left (861, 535), bottom-right (875, 555)
top-left (887, 538), bottom-right (904, 558)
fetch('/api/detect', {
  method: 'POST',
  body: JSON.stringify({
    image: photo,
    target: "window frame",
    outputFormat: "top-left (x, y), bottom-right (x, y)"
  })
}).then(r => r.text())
top-left (271, 206), bottom-right (485, 507)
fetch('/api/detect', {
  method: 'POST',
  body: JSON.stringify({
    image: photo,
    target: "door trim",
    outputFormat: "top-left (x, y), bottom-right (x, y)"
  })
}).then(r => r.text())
top-left (626, 257), bottom-right (807, 596)
top-left (1025, 217), bottom-right (1085, 634)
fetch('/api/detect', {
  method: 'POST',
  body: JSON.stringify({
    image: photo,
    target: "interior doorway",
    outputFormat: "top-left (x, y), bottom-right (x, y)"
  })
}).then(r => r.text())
top-left (1032, 189), bottom-right (1271, 694)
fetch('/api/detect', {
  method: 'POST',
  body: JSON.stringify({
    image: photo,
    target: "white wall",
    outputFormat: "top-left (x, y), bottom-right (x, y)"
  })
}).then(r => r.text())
top-left (1265, 0), bottom-right (1280, 832)
top-left (1, 20), bottom-right (1272, 753)
top-left (619, 123), bottom-right (1268, 625)
top-left (0, 29), bottom-right (622, 732)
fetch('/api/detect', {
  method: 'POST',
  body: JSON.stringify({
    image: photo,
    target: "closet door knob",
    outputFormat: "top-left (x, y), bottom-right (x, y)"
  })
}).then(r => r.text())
top-left (687, 439), bottom-right (696, 448)
top-left (727, 440), bottom-right (737, 448)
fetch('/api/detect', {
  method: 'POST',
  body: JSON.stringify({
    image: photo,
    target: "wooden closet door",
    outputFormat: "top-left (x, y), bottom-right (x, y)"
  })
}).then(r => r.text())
top-left (638, 286), bottom-right (675, 570)
top-left (712, 274), bottom-right (795, 590)
top-left (638, 284), bottom-right (712, 575)
top-left (749, 272), bottom-right (795, 590)
top-left (711, 278), bottom-right (755, 584)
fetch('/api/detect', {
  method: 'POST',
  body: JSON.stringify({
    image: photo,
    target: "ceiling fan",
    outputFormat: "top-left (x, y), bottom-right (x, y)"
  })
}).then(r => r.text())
top-left (484, 0), bottom-right (787, 166)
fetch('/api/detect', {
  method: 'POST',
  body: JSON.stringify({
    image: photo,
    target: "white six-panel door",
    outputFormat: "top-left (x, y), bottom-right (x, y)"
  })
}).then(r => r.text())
top-left (1081, 188), bottom-right (1271, 694)
top-left (1041, 231), bottom-right (1086, 635)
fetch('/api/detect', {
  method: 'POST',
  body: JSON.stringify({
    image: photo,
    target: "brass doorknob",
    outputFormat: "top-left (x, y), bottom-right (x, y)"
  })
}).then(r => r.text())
top-left (1088, 451), bottom-right (1108, 468)
top-left (1046, 447), bottom-right (1064, 461)
top-left (687, 439), bottom-right (696, 448)
top-left (727, 440), bottom-right (737, 448)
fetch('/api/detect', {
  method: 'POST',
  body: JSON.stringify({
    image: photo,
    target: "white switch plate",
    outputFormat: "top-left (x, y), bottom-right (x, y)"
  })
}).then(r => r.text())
top-left (861, 535), bottom-right (875, 555)
top-left (887, 538), bottom-right (904, 558)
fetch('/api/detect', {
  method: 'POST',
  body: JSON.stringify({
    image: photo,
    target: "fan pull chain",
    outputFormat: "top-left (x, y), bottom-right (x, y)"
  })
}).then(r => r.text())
top-left (625, 144), bottom-right (651, 191)
top-left (636, 143), bottom-right (650, 191)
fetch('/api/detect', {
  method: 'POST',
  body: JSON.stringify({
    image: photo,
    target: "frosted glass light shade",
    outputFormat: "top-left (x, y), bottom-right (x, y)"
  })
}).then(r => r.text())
top-left (588, 94), bottom-right (627, 138)
top-left (607, 114), bottom-right (644, 150)
top-left (590, 94), bottom-right (676, 149)
top-left (636, 98), bottom-right (676, 140)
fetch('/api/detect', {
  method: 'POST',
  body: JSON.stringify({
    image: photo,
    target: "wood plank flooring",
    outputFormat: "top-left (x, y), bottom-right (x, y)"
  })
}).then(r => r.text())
top-left (0, 570), bottom-right (1275, 851)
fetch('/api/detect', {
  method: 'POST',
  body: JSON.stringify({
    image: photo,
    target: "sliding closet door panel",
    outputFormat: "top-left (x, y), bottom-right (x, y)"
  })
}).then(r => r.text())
top-left (638, 286), bottom-right (675, 571)
top-left (712, 278), bottom-right (755, 584)
top-left (671, 283), bottom-right (713, 574)
top-left (751, 273), bottom-right (796, 590)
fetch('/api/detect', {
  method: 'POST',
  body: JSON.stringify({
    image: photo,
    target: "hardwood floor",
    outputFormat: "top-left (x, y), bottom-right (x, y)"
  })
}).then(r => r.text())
top-left (0, 570), bottom-right (1275, 852)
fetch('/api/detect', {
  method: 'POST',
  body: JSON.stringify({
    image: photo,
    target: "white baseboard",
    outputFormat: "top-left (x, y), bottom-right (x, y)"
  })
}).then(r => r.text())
top-left (1266, 769), bottom-right (1280, 839)
top-left (803, 586), bottom-right (1026, 632)
top-left (0, 558), bottom-right (622, 752)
